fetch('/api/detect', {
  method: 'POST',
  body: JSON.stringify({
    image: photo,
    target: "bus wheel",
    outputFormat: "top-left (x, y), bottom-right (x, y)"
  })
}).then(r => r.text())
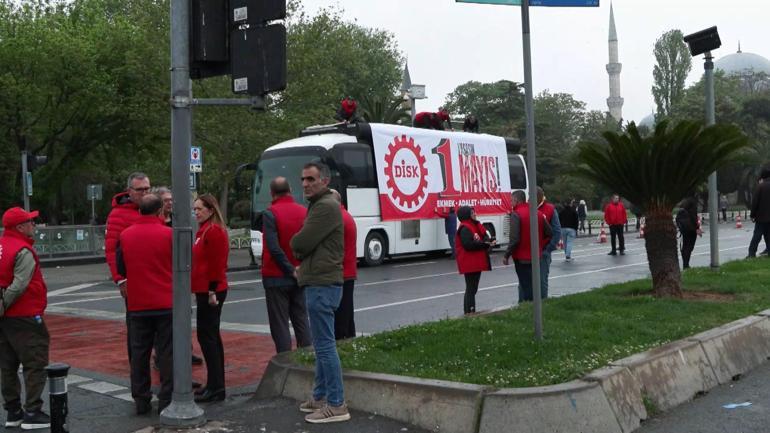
top-left (364, 232), bottom-right (386, 266)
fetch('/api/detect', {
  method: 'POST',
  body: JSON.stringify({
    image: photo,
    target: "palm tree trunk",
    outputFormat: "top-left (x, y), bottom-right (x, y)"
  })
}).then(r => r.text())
top-left (644, 211), bottom-right (682, 297)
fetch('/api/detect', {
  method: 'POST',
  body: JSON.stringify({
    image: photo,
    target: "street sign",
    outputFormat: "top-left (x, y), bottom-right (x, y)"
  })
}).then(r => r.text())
top-left (190, 146), bottom-right (203, 172)
top-left (189, 172), bottom-right (198, 190)
top-left (456, 0), bottom-right (598, 5)
top-left (26, 172), bottom-right (32, 196)
top-left (86, 184), bottom-right (103, 200)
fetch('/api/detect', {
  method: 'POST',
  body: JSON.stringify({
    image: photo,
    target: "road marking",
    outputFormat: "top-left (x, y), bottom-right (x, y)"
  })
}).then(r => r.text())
top-left (229, 279), bottom-right (262, 287)
top-left (78, 381), bottom-right (127, 394)
top-left (47, 306), bottom-right (124, 320)
top-left (48, 282), bottom-right (102, 297)
top-left (49, 295), bottom-right (123, 307)
top-left (67, 375), bottom-right (93, 385)
top-left (393, 261), bottom-right (438, 268)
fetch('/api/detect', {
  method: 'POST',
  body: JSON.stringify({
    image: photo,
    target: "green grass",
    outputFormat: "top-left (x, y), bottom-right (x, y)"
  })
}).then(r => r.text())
top-left (294, 259), bottom-right (770, 388)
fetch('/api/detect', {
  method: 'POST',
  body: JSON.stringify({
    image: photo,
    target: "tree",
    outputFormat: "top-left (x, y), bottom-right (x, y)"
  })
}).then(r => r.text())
top-left (358, 94), bottom-right (410, 124)
top-left (442, 80), bottom-right (524, 137)
top-left (575, 121), bottom-right (748, 297)
top-left (652, 29), bottom-right (692, 119)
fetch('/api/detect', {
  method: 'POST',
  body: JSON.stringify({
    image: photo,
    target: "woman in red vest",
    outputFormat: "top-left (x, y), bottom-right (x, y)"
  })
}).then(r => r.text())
top-left (454, 206), bottom-right (495, 315)
top-left (191, 194), bottom-right (229, 403)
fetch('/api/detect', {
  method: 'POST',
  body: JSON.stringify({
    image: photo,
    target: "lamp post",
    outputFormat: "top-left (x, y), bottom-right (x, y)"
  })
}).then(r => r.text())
top-left (684, 26), bottom-right (721, 269)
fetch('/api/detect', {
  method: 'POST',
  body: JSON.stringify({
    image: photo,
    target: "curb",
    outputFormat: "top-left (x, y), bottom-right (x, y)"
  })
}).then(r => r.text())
top-left (258, 312), bottom-right (770, 433)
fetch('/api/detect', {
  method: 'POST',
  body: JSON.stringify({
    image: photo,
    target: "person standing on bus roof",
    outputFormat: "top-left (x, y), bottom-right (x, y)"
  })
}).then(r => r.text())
top-left (454, 206), bottom-right (494, 315)
top-left (261, 177), bottom-right (312, 353)
top-left (330, 189), bottom-right (357, 340)
top-left (536, 187), bottom-right (560, 298)
top-left (290, 162), bottom-right (349, 423)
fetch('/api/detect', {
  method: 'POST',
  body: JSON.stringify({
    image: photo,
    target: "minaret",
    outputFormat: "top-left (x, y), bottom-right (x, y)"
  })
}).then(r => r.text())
top-left (400, 61), bottom-right (413, 111)
top-left (606, 2), bottom-right (623, 122)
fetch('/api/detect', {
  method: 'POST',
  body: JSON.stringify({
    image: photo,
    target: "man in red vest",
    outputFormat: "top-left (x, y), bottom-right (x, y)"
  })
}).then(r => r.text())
top-left (330, 190), bottom-right (357, 340)
top-left (503, 190), bottom-right (552, 303)
top-left (604, 193), bottom-right (628, 256)
top-left (0, 207), bottom-right (50, 430)
top-left (116, 194), bottom-right (173, 415)
top-left (261, 177), bottom-right (312, 353)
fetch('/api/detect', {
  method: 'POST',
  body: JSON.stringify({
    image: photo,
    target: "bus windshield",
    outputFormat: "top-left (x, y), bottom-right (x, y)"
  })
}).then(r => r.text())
top-left (252, 147), bottom-right (327, 212)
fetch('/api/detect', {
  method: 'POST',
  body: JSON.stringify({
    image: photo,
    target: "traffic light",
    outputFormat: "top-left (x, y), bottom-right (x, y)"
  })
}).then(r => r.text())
top-left (230, 24), bottom-right (286, 95)
top-left (190, 0), bottom-right (230, 79)
top-left (26, 153), bottom-right (48, 171)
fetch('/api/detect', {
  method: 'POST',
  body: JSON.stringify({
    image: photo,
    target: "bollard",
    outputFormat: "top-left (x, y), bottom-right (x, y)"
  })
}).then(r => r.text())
top-left (45, 363), bottom-right (70, 433)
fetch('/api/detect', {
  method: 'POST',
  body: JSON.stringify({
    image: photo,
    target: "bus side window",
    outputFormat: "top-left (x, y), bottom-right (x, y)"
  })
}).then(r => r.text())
top-left (331, 143), bottom-right (377, 190)
top-left (508, 155), bottom-right (527, 190)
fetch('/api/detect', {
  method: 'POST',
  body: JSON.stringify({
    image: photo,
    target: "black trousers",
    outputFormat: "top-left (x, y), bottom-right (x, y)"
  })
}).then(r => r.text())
top-left (681, 232), bottom-right (697, 268)
top-left (463, 272), bottom-right (481, 314)
top-left (335, 279), bottom-right (356, 339)
top-left (609, 225), bottom-right (625, 252)
top-left (0, 317), bottom-right (49, 413)
top-left (748, 222), bottom-right (770, 257)
top-left (514, 261), bottom-right (534, 303)
top-left (196, 291), bottom-right (227, 391)
top-left (129, 312), bottom-right (173, 404)
top-left (265, 283), bottom-right (312, 352)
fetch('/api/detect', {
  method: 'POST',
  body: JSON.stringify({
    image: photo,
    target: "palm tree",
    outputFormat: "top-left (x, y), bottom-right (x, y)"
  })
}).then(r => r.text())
top-left (357, 94), bottom-right (411, 125)
top-left (575, 120), bottom-right (748, 297)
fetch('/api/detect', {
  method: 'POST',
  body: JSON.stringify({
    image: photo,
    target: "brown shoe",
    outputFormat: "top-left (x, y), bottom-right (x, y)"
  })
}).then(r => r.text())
top-left (299, 398), bottom-right (326, 413)
top-left (304, 404), bottom-right (351, 423)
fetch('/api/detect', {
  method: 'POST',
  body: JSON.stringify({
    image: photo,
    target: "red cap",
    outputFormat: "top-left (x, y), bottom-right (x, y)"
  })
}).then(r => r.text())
top-left (2, 207), bottom-right (39, 228)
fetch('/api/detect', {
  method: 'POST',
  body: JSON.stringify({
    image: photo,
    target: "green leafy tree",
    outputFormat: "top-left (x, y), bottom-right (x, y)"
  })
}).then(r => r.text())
top-left (358, 94), bottom-right (410, 124)
top-left (575, 121), bottom-right (748, 297)
top-left (442, 80), bottom-right (524, 137)
top-left (652, 29), bottom-right (692, 119)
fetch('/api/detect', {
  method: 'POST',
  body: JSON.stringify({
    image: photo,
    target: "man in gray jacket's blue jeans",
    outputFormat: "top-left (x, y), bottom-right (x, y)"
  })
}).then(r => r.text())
top-left (290, 162), bottom-right (350, 424)
top-left (537, 187), bottom-right (561, 298)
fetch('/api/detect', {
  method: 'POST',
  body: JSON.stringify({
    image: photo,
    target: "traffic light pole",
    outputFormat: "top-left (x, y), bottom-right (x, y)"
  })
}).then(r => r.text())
top-left (162, 0), bottom-right (205, 426)
top-left (20, 150), bottom-right (29, 212)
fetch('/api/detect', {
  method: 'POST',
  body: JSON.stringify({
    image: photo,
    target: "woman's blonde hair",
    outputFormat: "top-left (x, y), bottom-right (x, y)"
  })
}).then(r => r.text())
top-left (196, 193), bottom-right (225, 228)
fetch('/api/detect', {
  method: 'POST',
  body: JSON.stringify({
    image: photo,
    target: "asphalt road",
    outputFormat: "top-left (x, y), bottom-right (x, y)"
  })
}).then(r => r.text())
top-left (42, 223), bottom-right (757, 335)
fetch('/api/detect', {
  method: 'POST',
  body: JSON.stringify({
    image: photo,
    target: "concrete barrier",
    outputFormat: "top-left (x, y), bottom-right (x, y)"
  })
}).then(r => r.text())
top-left (611, 339), bottom-right (717, 412)
top-left (584, 366), bottom-right (647, 433)
top-left (478, 380), bottom-right (620, 433)
top-left (688, 315), bottom-right (770, 384)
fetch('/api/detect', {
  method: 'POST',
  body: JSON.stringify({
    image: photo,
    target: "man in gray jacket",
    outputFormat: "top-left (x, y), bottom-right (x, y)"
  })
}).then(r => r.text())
top-left (290, 162), bottom-right (349, 424)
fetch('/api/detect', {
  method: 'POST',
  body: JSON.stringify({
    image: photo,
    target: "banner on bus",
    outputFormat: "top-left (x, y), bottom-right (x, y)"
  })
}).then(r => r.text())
top-left (371, 124), bottom-right (513, 221)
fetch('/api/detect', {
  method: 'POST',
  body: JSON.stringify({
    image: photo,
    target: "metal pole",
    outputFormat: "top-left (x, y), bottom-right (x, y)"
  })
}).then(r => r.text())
top-left (91, 196), bottom-right (96, 225)
top-left (521, 0), bottom-right (542, 341)
top-left (21, 150), bottom-right (29, 211)
top-left (411, 97), bottom-right (416, 123)
top-left (704, 51), bottom-right (719, 269)
top-left (161, 0), bottom-right (204, 425)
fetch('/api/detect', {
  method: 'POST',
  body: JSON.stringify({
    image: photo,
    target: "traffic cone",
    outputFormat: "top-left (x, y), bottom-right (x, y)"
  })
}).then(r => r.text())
top-left (598, 223), bottom-right (608, 243)
top-left (736, 214), bottom-right (743, 229)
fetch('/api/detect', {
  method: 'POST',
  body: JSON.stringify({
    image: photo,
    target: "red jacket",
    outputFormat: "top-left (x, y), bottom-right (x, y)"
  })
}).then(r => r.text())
top-left (261, 196), bottom-right (306, 278)
top-left (192, 220), bottom-right (229, 293)
top-left (105, 191), bottom-right (141, 283)
top-left (539, 201), bottom-right (556, 243)
top-left (0, 229), bottom-right (47, 317)
top-left (455, 219), bottom-right (491, 274)
top-left (509, 203), bottom-right (548, 261)
top-left (119, 216), bottom-right (173, 312)
top-left (604, 202), bottom-right (628, 225)
top-left (341, 205), bottom-right (357, 280)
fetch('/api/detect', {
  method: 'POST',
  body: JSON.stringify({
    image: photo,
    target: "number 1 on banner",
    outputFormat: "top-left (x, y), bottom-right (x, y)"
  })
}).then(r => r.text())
top-left (432, 139), bottom-right (461, 196)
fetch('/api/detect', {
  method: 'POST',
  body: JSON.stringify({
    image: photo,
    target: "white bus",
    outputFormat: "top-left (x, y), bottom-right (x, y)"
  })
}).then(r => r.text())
top-left (241, 122), bottom-right (528, 266)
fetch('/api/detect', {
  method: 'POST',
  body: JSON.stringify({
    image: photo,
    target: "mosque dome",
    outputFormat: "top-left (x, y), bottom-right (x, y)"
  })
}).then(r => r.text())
top-left (715, 50), bottom-right (770, 76)
top-left (638, 113), bottom-right (655, 129)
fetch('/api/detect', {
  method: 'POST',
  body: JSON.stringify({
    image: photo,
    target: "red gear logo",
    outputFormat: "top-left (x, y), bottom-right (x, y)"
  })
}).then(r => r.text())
top-left (384, 135), bottom-right (429, 211)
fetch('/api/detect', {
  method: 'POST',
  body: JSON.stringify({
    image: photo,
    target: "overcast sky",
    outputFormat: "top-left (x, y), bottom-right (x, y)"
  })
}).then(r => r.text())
top-left (298, 0), bottom-right (767, 124)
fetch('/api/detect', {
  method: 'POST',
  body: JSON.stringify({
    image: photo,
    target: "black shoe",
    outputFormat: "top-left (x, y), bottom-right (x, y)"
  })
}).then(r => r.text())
top-left (5, 408), bottom-right (23, 428)
top-left (192, 381), bottom-right (203, 389)
top-left (20, 411), bottom-right (50, 430)
top-left (608, 251), bottom-right (617, 256)
top-left (135, 399), bottom-right (152, 416)
top-left (619, 251), bottom-right (625, 255)
top-left (158, 400), bottom-right (171, 415)
top-left (194, 388), bottom-right (225, 403)
top-left (192, 354), bottom-right (204, 365)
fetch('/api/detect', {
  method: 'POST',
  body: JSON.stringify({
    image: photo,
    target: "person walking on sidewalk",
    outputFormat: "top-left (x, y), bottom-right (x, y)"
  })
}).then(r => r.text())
top-left (558, 200), bottom-right (579, 262)
top-left (330, 190), bottom-right (358, 340)
top-left (261, 177), bottom-right (312, 353)
top-left (503, 190), bottom-right (552, 303)
top-left (720, 194), bottom-right (728, 223)
top-left (577, 199), bottom-right (587, 233)
top-left (604, 194), bottom-right (628, 256)
top-left (748, 170), bottom-right (770, 257)
top-left (676, 198), bottom-right (701, 269)
top-left (290, 162), bottom-right (350, 424)
top-left (191, 194), bottom-right (230, 403)
top-left (536, 187), bottom-right (560, 298)
top-left (116, 195), bottom-right (174, 415)
top-left (0, 207), bottom-right (50, 430)
top-left (454, 206), bottom-right (494, 315)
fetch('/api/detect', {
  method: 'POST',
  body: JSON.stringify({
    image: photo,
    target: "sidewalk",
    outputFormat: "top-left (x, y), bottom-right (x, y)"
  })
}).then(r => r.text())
top-left (40, 247), bottom-right (257, 272)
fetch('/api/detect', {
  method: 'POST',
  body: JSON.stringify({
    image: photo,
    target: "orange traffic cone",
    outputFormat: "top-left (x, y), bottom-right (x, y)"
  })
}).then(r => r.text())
top-left (736, 214), bottom-right (743, 229)
top-left (598, 223), bottom-right (608, 243)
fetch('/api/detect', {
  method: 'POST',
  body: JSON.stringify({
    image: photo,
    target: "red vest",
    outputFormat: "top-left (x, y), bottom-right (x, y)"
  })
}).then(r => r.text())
top-left (539, 201), bottom-right (556, 243)
top-left (0, 229), bottom-right (47, 317)
top-left (455, 220), bottom-right (491, 274)
top-left (341, 206), bottom-right (357, 280)
top-left (105, 192), bottom-right (141, 283)
top-left (119, 216), bottom-right (173, 312)
top-left (511, 203), bottom-right (548, 261)
top-left (192, 221), bottom-right (229, 293)
top-left (261, 196), bottom-right (307, 278)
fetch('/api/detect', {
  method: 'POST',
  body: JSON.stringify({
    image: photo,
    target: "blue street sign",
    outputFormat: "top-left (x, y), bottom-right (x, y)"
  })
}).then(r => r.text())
top-left (456, 0), bottom-right (598, 6)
